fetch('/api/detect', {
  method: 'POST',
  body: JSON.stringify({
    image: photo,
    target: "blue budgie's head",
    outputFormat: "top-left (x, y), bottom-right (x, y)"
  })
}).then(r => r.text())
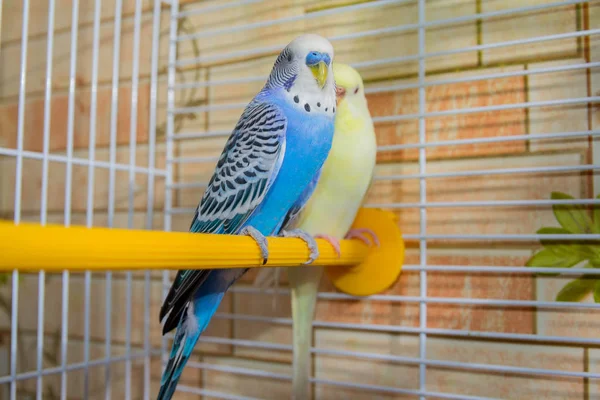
top-left (266, 34), bottom-right (337, 117)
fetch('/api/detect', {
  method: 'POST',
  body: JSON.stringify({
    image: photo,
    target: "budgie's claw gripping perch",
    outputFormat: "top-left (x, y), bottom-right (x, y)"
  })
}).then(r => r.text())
top-left (345, 228), bottom-right (380, 247)
top-left (241, 226), bottom-right (269, 265)
top-left (280, 229), bottom-right (319, 264)
top-left (315, 234), bottom-right (341, 257)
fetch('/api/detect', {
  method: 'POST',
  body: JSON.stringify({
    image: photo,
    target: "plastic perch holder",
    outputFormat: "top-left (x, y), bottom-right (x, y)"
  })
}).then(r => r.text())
top-left (0, 208), bottom-right (403, 296)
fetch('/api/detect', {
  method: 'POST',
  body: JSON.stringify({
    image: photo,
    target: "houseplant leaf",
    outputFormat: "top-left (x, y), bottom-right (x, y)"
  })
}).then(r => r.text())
top-left (589, 257), bottom-right (600, 269)
top-left (594, 193), bottom-right (600, 234)
top-left (555, 277), bottom-right (597, 302)
top-left (537, 227), bottom-right (595, 259)
top-left (525, 247), bottom-right (582, 276)
top-left (551, 192), bottom-right (594, 234)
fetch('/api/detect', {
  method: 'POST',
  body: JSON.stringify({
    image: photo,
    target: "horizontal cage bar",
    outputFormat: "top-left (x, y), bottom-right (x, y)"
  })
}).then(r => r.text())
top-left (175, 0), bottom-right (413, 42)
top-left (173, 0), bottom-right (593, 67)
top-left (207, 313), bottom-right (600, 346)
top-left (228, 287), bottom-right (600, 310)
top-left (172, 59), bottom-right (600, 96)
top-left (0, 350), bottom-right (161, 385)
top-left (0, 148), bottom-right (168, 177)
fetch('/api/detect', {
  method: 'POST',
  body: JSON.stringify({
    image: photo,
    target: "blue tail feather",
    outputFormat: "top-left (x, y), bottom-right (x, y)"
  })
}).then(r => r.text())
top-left (157, 290), bottom-right (225, 400)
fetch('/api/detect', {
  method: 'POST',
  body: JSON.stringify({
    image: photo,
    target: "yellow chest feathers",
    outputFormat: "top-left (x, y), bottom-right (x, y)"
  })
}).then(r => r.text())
top-left (319, 100), bottom-right (376, 193)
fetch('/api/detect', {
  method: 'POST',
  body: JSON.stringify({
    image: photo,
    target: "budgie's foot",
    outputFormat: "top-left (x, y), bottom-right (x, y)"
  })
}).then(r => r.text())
top-left (315, 234), bottom-right (341, 257)
top-left (280, 229), bottom-right (319, 264)
top-left (241, 226), bottom-right (269, 265)
top-left (345, 228), bottom-right (380, 247)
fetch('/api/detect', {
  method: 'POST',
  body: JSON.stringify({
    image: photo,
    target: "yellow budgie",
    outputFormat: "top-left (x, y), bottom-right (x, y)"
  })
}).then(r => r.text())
top-left (253, 63), bottom-right (378, 399)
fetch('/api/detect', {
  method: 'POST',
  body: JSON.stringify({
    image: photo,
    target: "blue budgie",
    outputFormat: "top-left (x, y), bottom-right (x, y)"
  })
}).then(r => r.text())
top-left (157, 34), bottom-right (337, 400)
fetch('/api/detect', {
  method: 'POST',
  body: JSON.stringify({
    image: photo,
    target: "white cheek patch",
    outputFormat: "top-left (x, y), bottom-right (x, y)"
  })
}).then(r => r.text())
top-left (286, 68), bottom-right (337, 118)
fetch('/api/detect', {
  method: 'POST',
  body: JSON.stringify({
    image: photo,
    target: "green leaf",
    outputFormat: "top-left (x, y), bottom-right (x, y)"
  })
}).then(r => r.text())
top-left (595, 280), bottom-right (600, 303)
top-left (537, 226), bottom-right (571, 240)
top-left (537, 227), bottom-right (595, 259)
top-left (589, 245), bottom-right (600, 260)
top-left (525, 248), bottom-right (582, 276)
top-left (555, 277), bottom-right (597, 302)
top-left (594, 193), bottom-right (600, 234)
top-left (551, 192), bottom-right (594, 234)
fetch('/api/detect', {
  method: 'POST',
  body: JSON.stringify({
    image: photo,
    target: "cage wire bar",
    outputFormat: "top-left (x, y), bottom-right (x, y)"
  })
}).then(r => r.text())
top-left (1, 0), bottom-right (600, 399)
top-left (11, 0), bottom-right (30, 399)
top-left (163, 0), bottom-right (180, 395)
top-left (105, 0), bottom-right (122, 396)
top-left (61, 0), bottom-right (80, 399)
top-left (417, 2), bottom-right (427, 400)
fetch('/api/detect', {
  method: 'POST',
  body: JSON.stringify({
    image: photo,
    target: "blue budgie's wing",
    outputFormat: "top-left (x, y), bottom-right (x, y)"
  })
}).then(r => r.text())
top-left (190, 101), bottom-right (287, 234)
top-left (160, 100), bottom-right (287, 334)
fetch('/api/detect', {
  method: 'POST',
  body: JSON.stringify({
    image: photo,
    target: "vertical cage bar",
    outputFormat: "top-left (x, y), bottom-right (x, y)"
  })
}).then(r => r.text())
top-left (126, 0), bottom-right (144, 398)
top-left (40, 0), bottom-right (56, 224)
top-left (128, 0), bottom-right (143, 231)
top-left (82, 271), bottom-right (92, 391)
top-left (59, 268), bottom-right (69, 400)
top-left (0, 2), bottom-right (6, 398)
top-left (103, 273), bottom-right (113, 400)
top-left (145, 0), bottom-right (163, 398)
top-left (11, 0), bottom-right (30, 398)
top-left (105, 0), bottom-right (123, 398)
top-left (61, 0), bottom-right (80, 398)
top-left (124, 266), bottom-right (133, 399)
top-left (147, 0), bottom-right (162, 233)
top-left (84, 0), bottom-right (103, 396)
top-left (143, 271), bottom-right (152, 400)
top-left (163, 0), bottom-right (180, 372)
top-left (417, 0), bottom-right (428, 399)
top-left (106, 0), bottom-right (124, 398)
top-left (9, 272), bottom-right (19, 400)
top-left (107, 4), bottom-right (123, 225)
top-left (13, 0), bottom-right (29, 226)
top-left (37, 0), bottom-right (56, 397)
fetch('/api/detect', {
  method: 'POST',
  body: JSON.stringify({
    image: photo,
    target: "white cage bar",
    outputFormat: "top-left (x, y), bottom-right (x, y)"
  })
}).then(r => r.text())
top-left (0, 0), bottom-right (599, 399)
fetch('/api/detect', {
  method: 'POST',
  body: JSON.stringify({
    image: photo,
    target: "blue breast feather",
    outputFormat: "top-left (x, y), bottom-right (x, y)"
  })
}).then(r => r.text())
top-left (243, 89), bottom-right (334, 236)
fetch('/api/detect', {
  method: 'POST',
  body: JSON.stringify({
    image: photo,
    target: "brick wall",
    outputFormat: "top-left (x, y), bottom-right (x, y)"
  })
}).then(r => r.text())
top-left (0, 0), bottom-right (599, 399)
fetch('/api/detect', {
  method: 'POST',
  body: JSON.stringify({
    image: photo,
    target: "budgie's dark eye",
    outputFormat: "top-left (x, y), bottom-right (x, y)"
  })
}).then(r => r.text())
top-left (354, 87), bottom-right (359, 94)
top-left (287, 54), bottom-right (293, 62)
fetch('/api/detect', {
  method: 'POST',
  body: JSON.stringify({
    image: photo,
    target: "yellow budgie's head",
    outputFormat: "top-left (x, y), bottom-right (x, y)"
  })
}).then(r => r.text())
top-left (332, 63), bottom-right (372, 131)
top-left (333, 62), bottom-right (365, 104)
top-left (333, 63), bottom-right (371, 114)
